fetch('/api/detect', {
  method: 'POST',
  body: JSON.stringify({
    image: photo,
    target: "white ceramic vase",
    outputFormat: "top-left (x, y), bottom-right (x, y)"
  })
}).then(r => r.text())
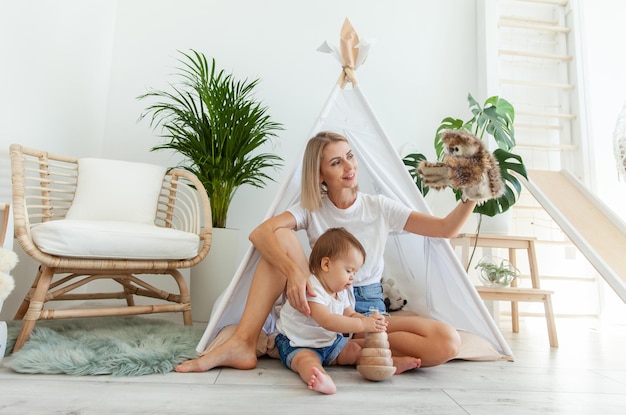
top-left (190, 227), bottom-right (239, 323)
top-left (477, 210), bottom-right (512, 235)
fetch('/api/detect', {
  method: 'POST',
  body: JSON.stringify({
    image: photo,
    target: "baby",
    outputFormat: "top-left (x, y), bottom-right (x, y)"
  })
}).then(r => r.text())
top-left (274, 227), bottom-right (387, 394)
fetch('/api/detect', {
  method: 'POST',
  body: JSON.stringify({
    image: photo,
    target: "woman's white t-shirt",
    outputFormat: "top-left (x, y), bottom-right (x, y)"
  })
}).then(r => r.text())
top-left (287, 193), bottom-right (412, 287)
top-left (276, 275), bottom-right (353, 348)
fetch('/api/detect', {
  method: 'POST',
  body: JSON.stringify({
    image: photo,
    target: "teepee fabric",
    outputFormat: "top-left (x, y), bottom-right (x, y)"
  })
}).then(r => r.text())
top-left (196, 20), bottom-right (513, 360)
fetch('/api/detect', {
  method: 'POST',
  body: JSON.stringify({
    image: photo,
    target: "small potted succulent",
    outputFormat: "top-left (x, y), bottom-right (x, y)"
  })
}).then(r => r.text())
top-left (475, 256), bottom-right (519, 287)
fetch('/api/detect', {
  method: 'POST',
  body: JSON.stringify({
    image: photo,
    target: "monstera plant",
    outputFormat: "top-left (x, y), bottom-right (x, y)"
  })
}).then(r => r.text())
top-left (403, 93), bottom-right (528, 217)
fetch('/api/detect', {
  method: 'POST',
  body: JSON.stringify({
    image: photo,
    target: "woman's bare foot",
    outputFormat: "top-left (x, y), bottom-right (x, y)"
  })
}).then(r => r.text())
top-left (175, 337), bottom-right (257, 373)
top-left (308, 367), bottom-right (336, 394)
top-left (393, 356), bottom-right (421, 374)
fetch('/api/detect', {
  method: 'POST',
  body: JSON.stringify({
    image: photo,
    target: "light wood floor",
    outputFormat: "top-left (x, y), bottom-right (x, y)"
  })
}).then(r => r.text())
top-left (1, 315), bottom-right (626, 414)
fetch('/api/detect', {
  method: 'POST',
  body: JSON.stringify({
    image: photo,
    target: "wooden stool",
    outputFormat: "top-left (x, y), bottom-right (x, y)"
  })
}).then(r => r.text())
top-left (451, 233), bottom-right (558, 347)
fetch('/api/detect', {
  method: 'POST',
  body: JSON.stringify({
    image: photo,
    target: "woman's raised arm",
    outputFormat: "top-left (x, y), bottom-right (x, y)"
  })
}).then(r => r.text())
top-left (403, 200), bottom-right (477, 239)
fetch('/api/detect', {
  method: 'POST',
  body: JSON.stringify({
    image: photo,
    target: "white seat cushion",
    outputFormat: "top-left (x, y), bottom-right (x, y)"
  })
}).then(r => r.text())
top-left (30, 220), bottom-right (200, 260)
top-left (65, 158), bottom-right (167, 225)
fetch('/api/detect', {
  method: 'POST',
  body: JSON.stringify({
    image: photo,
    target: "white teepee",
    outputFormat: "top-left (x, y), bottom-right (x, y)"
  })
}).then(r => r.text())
top-left (197, 19), bottom-right (513, 361)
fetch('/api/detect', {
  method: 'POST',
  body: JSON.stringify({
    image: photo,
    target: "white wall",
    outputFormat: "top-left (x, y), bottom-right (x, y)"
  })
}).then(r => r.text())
top-left (577, 0), bottom-right (626, 322)
top-left (0, 0), bottom-right (117, 221)
top-left (103, 0), bottom-right (479, 251)
top-left (4, 0), bottom-right (479, 254)
top-left (2, 0), bottom-right (625, 321)
top-left (578, 0), bottom-right (626, 219)
top-left (0, 1), bottom-right (117, 154)
top-left (0, 0), bottom-right (479, 319)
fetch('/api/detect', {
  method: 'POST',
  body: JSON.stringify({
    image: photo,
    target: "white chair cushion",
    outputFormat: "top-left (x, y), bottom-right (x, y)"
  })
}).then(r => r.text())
top-left (65, 158), bottom-right (167, 225)
top-left (30, 220), bottom-right (200, 260)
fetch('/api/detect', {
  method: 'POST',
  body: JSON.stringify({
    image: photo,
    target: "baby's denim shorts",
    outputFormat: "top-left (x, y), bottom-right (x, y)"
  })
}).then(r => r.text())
top-left (274, 333), bottom-right (348, 370)
top-left (353, 282), bottom-right (389, 316)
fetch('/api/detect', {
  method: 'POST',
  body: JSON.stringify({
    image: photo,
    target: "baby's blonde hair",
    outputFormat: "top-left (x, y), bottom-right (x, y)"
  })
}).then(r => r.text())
top-left (309, 227), bottom-right (366, 276)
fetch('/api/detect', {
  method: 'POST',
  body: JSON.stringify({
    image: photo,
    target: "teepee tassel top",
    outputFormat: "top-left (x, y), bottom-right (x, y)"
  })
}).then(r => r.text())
top-left (318, 18), bottom-right (372, 89)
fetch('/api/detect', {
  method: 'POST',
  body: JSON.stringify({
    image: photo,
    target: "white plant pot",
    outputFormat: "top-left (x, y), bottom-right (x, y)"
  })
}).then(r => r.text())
top-left (190, 227), bottom-right (239, 323)
top-left (477, 210), bottom-right (512, 235)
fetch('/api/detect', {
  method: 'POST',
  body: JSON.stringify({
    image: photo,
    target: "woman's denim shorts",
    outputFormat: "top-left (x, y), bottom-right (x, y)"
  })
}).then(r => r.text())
top-left (274, 333), bottom-right (348, 370)
top-left (353, 282), bottom-right (389, 316)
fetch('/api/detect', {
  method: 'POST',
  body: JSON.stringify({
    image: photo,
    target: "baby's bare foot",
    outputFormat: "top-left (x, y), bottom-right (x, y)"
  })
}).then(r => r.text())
top-left (307, 367), bottom-right (337, 394)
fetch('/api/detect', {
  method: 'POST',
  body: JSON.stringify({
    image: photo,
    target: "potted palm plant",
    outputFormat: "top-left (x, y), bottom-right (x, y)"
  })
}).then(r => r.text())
top-left (138, 50), bottom-right (284, 321)
top-left (403, 93), bottom-right (528, 218)
top-left (138, 49), bottom-right (284, 228)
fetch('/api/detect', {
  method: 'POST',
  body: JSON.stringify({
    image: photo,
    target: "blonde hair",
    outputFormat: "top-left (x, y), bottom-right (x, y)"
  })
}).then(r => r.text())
top-left (300, 131), bottom-right (357, 210)
top-left (308, 227), bottom-right (366, 276)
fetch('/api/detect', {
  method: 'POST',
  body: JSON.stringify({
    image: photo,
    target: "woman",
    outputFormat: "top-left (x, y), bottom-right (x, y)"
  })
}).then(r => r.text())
top-left (176, 131), bottom-right (477, 373)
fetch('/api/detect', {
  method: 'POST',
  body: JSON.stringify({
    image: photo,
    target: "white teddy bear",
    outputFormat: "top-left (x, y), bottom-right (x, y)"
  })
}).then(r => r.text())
top-left (1, 247), bottom-right (18, 363)
top-left (382, 277), bottom-right (407, 312)
top-left (0, 247), bottom-right (18, 303)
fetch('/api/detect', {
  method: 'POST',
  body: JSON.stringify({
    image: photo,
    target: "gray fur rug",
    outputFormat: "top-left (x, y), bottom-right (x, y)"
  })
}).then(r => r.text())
top-left (4, 316), bottom-right (204, 376)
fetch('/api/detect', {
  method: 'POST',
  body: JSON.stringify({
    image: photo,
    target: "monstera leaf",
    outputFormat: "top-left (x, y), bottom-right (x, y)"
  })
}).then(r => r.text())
top-left (403, 93), bottom-right (528, 217)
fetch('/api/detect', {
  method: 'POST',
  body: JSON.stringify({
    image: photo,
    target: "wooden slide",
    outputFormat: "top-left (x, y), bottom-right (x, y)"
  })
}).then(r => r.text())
top-left (522, 170), bottom-right (626, 303)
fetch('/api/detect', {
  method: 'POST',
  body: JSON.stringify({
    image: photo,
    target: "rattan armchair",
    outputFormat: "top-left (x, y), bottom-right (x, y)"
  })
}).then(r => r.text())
top-left (9, 144), bottom-right (212, 351)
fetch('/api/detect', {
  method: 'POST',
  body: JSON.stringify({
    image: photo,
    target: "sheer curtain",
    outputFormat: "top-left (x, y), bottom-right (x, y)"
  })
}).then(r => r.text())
top-left (613, 103), bottom-right (626, 182)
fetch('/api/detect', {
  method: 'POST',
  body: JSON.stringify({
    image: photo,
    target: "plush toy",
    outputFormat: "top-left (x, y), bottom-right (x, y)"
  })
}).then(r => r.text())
top-left (416, 130), bottom-right (504, 204)
top-left (0, 247), bottom-right (17, 364)
top-left (382, 277), bottom-right (407, 312)
top-left (0, 247), bottom-right (17, 302)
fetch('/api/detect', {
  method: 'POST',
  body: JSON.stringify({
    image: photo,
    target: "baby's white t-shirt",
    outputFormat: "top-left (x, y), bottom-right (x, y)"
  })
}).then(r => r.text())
top-left (276, 275), bottom-right (353, 348)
